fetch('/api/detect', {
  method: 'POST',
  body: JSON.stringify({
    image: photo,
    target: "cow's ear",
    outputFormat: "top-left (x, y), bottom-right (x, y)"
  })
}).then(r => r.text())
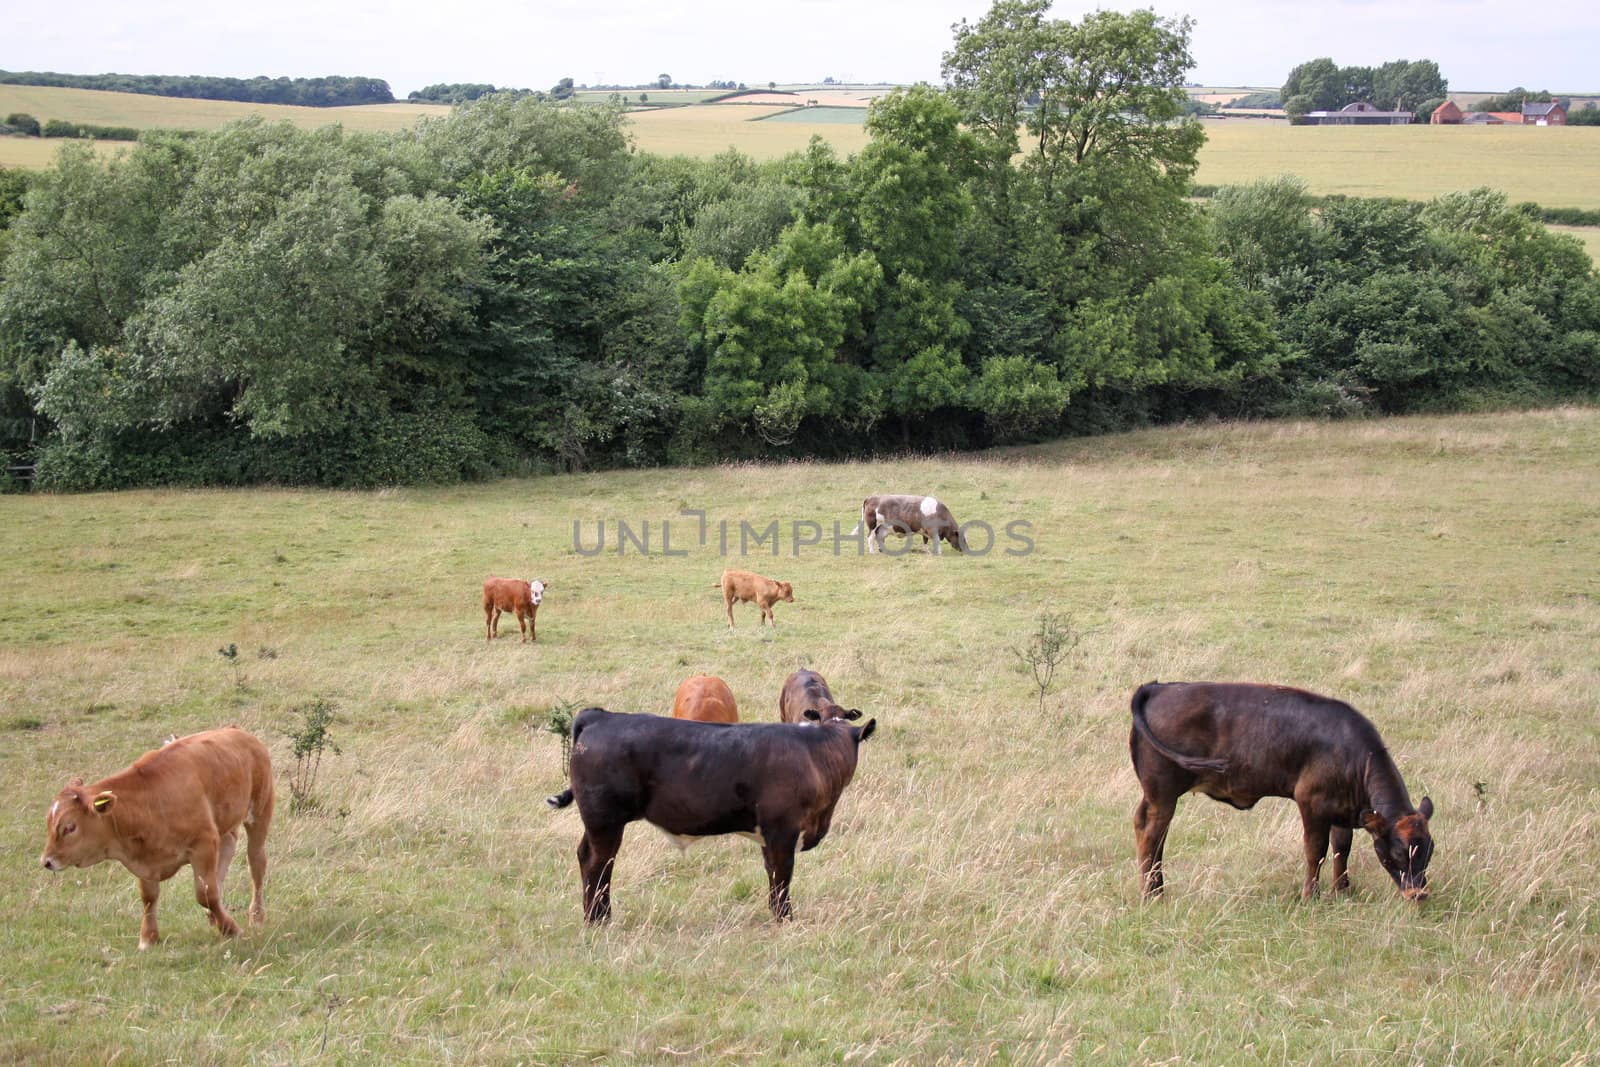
top-left (538, 579), bottom-right (549, 588)
top-left (844, 708), bottom-right (862, 721)
top-left (803, 709), bottom-right (821, 722)
top-left (91, 791), bottom-right (116, 814)
top-left (1361, 809), bottom-right (1388, 836)
top-left (69, 776), bottom-right (84, 787)
top-left (1418, 796), bottom-right (1434, 820)
top-left (858, 719), bottom-right (876, 742)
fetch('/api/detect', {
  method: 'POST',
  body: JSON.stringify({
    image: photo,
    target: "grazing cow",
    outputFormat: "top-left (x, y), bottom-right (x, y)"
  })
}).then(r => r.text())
top-left (483, 576), bottom-right (547, 642)
top-left (1129, 681), bottom-right (1435, 902)
top-left (778, 668), bottom-right (862, 725)
top-left (39, 726), bottom-right (274, 949)
top-left (672, 675), bottom-right (740, 723)
top-left (546, 707), bottom-right (875, 922)
top-left (716, 569), bottom-right (793, 628)
top-left (852, 494), bottom-right (964, 554)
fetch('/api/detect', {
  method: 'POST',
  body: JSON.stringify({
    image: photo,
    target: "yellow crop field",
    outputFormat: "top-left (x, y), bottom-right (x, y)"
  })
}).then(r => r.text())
top-left (1196, 121), bottom-right (1600, 209)
top-left (0, 135), bottom-right (125, 169)
top-left (0, 85), bottom-right (447, 135)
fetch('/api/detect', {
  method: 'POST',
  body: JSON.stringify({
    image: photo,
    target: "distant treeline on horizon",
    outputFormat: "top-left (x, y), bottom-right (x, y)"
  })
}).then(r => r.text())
top-left (0, 70), bottom-right (394, 107)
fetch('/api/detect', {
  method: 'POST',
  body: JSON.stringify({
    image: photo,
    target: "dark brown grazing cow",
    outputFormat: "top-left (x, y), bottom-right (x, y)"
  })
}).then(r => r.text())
top-left (778, 668), bottom-right (862, 725)
top-left (716, 568), bottom-right (793, 628)
top-left (672, 675), bottom-right (739, 723)
top-left (483, 576), bottom-right (547, 642)
top-left (1130, 681), bottom-right (1435, 902)
top-left (546, 707), bottom-right (875, 922)
top-left (853, 494), bottom-right (963, 555)
top-left (40, 726), bottom-right (275, 949)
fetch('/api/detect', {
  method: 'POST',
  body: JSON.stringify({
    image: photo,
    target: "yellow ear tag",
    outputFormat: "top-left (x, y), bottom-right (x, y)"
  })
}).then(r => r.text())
top-left (92, 793), bottom-right (114, 812)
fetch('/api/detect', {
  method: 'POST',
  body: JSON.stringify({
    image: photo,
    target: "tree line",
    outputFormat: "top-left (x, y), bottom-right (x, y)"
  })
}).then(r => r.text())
top-left (0, 70), bottom-right (394, 107)
top-left (1282, 57), bottom-right (1448, 122)
top-left (0, 0), bottom-right (1595, 489)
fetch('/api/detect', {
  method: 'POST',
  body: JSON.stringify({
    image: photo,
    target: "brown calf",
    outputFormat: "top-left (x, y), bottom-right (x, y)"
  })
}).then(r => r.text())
top-left (778, 668), bottom-right (863, 724)
top-left (483, 576), bottom-right (547, 642)
top-left (40, 726), bottom-right (275, 949)
top-left (672, 675), bottom-right (740, 723)
top-left (1130, 681), bottom-right (1435, 902)
top-left (716, 569), bottom-right (793, 628)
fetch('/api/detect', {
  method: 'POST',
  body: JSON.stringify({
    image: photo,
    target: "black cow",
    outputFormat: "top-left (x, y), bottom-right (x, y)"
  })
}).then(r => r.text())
top-left (546, 707), bottom-right (876, 922)
top-left (1130, 681), bottom-right (1435, 902)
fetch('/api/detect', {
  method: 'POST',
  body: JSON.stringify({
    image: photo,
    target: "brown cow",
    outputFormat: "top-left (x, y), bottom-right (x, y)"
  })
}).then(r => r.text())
top-left (40, 726), bottom-right (275, 949)
top-left (778, 668), bottom-right (862, 724)
top-left (852, 494), bottom-right (963, 555)
top-left (546, 706), bottom-right (875, 922)
top-left (1130, 681), bottom-right (1435, 902)
top-left (483, 576), bottom-right (547, 642)
top-left (716, 569), bottom-right (793, 628)
top-left (672, 675), bottom-right (740, 723)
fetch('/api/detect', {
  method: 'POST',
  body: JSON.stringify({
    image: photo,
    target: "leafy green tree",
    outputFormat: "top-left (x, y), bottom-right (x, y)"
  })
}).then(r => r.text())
top-left (1282, 58), bottom-right (1342, 112)
top-left (5, 112), bottom-right (39, 136)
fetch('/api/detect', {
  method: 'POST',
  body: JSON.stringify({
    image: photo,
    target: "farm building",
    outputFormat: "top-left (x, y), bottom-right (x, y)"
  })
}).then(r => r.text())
top-left (1522, 101), bottom-right (1566, 125)
top-left (1303, 101), bottom-right (1413, 125)
top-left (1431, 100), bottom-right (1463, 124)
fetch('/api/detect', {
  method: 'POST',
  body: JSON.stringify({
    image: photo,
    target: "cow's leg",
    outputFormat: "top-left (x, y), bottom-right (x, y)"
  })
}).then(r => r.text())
top-left (725, 591), bottom-right (736, 628)
top-left (137, 877), bottom-right (161, 950)
top-left (191, 836), bottom-right (241, 937)
top-left (517, 609), bottom-right (529, 643)
top-left (215, 830), bottom-right (238, 902)
top-left (1298, 805), bottom-right (1331, 900)
top-left (760, 827), bottom-right (801, 921)
top-left (485, 603), bottom-right (494, 642)
top-left (245, 806), bottom-right (272, 926)
top-left (578, 826), bottom-right (624, 924)
top-left (528, 608), bottom-right (536, 643)
top-left (1134, 795), bottom-right (1177, 899)
top-left (1329, 825), bottom-right (1353, 894)
top-left (762, 602), bottom-right (774, 627)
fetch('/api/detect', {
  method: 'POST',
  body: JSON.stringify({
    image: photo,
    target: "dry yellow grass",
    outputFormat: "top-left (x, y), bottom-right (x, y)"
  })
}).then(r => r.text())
top-left (1197, 120), bottom-right (1600, 208)
top-left (0, 84), bottom-right (447, 133)
top-left (625, 107), bottom-right (871, 160)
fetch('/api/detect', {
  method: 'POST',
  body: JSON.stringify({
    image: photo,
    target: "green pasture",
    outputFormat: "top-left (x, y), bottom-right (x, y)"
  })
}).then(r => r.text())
top-left (2, 409), bottom-right (1597, 1062)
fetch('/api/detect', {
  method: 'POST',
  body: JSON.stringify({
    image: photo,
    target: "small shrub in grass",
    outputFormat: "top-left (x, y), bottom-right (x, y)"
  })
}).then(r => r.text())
top-left (5, 715), bottom-right (45, 731)
top-left (288, 699), bottom-right (340, 813)
top-left (544, 701), bottom-right (582, 777)
top-left (1012, 610), bottom-right (1084, 718)
top-left (217, 642), bottom-right (242, 688)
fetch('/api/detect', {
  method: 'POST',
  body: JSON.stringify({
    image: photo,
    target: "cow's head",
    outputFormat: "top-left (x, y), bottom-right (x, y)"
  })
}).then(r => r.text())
top-left (40, 780), bottom-right (117, 872)
top-left (1363, 796), bottom-right (1435, 901)
top-left (806, 710), bottom-right (876, 744)
top-left (801, 705), bottom-right (863, 725)
top-left (779, 581), bottom-right (794, 603)
top-left (528, 579), bottom-right (547, 606)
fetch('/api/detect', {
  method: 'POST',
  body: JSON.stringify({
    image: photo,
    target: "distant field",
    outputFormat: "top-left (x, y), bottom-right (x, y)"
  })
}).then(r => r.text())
top-left (0, 84), bottom-right (447, 134)
top-left (1196, 122), bottom-right (1600, 209)
top-left (625, 106), bottom-right (871, 159)
top-left (6, 85), bottom-right (1600, 217)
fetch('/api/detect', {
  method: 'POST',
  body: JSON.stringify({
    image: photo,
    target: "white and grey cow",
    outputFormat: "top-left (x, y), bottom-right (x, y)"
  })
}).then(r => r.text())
top-left (851, 494), bottom-right (964, 554)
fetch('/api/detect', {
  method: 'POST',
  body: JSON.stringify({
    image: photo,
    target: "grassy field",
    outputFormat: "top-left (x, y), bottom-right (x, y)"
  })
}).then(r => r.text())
top-left (1196, 121), bottom-right (1600, 209)
top-left (2, 409), bottom-right (1597, 1062)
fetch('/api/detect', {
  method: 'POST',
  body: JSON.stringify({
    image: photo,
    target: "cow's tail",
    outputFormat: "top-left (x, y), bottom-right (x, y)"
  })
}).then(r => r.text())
top-left (546, 707), bottom-right (605, 810)
top-left (1130, 682), bottom-right (1229, 774)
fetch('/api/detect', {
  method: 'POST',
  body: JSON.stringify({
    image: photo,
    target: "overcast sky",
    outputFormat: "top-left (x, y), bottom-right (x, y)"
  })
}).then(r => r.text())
top-left (5, 0), bottom-right (1594, 98)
